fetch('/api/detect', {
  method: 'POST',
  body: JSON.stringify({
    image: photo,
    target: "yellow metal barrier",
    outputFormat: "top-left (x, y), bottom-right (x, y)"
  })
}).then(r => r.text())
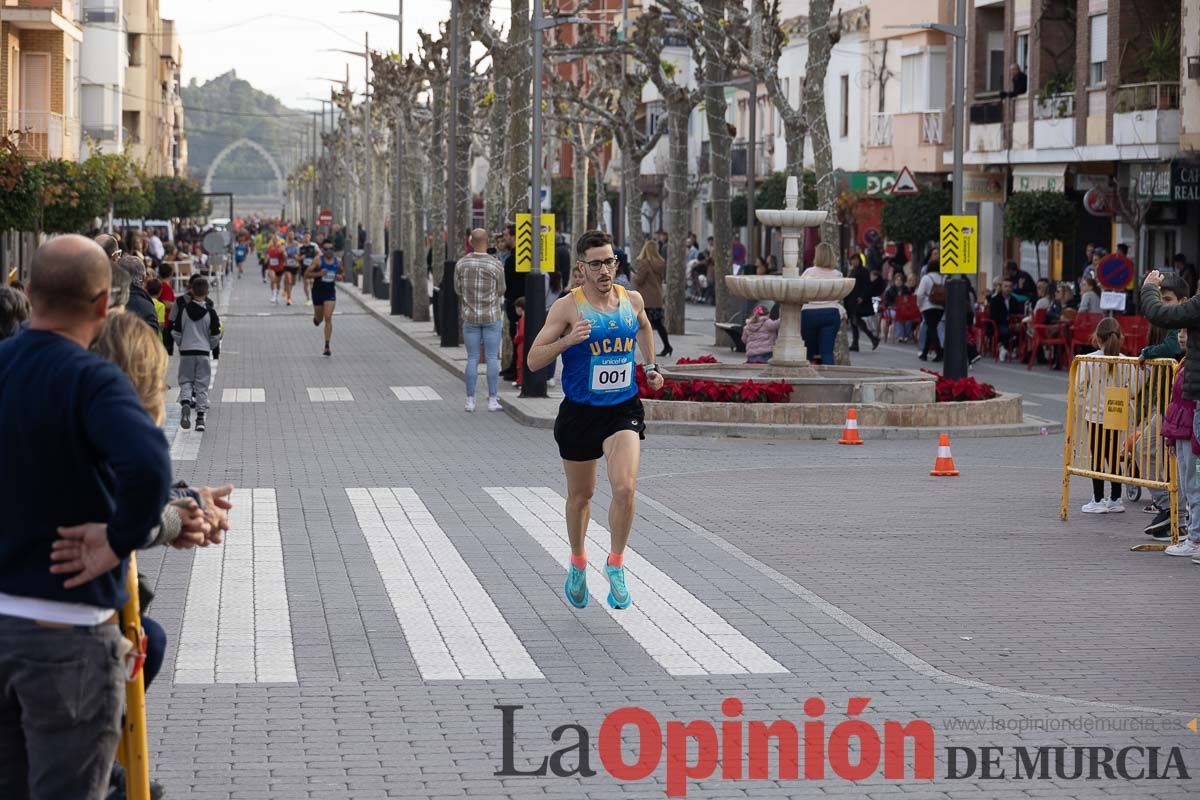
top-left (1062, 355), bottom-right (1180, 552)
top-left (116, 553), bottom-right (152, 800)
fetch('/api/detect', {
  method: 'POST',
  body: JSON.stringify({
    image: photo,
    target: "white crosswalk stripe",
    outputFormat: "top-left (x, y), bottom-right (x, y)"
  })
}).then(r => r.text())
top-left (346, 488), bottom-right (542, 681)
top-left (174, 488), bottom-right (296, 684)
top-left (390, 385), bottom-right (441, 401)
top-left (486, 487), bottom-right (788, 676)
top-left (222, 387), bottom-right (266, 402)
top-left (308, 386), bottom-right (353, 402)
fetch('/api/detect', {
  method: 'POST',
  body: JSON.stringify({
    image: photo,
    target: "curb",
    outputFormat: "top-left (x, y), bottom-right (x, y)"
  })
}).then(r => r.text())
top-left (343, 285), bottom-right (1063, 441)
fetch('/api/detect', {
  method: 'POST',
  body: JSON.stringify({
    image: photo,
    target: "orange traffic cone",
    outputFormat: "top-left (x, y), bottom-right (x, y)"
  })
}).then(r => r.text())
top-left (838, 408), bottom-right (864, 445)
top-left (930, 433), bottom-right (959, 476)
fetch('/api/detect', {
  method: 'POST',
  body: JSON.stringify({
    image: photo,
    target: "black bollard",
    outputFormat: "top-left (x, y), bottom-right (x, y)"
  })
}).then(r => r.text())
top-left (372, 258), bottom-right (388, 300)
top-left (943, 277), bottom-right (969, 380)
top-left (520, 271), bottom-right (548, 398)
top-left (439, 260), bottom-right (459, 347)
top-left (432, 287), bottom-right (441, 335)
top-left (390, 250), bottom-right (405, 316)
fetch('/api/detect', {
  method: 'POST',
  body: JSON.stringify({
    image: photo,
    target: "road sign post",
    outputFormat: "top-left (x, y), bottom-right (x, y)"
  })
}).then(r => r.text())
top-left (514, 213), bottom-right (556, 273)
top-left (940, 214), bottom-right (978, 380)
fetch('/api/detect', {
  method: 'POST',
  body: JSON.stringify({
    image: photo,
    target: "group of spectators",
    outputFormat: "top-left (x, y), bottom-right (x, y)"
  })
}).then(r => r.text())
top-left (1, 234), bottom-right (231, 799)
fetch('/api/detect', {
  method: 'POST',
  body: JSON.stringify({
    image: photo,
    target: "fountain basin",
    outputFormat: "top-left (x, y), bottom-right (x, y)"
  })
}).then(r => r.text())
top-left (755, 209), bottom-right (829, 229)
top-left (661, 362), bottom-right (936, 405)
top-left (724, 274), bottom-right (855, 305)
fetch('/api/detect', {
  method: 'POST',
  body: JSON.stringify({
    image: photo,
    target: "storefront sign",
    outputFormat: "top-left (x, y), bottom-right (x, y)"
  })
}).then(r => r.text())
top-left (1012, 165), bottom-right (1066, 193)
top-left (846, 172), bottom-right (900, 196)
top-left (1133, 163), bottom-right (1171, 201)
top-left (1170, 157), bottom-right (1200, 202)
top-left (963, 171), bottom-right (1006, 203)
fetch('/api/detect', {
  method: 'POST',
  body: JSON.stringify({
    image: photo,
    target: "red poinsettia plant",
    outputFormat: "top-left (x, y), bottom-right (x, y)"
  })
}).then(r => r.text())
top-left (674, 355), bottom-right (719, 365)
top-left (636, 365), bottom-right (793, 403)
top-left (919, 369), bottom-right (998, 402)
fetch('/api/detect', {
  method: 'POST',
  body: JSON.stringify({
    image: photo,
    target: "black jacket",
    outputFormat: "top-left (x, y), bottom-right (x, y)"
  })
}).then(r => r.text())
top-left (847, 266), bottom-right (873, 313)
top-left (126, 284), bottom-right (160, 333)
top-left (1142, 284), bottom-right (1200, 399)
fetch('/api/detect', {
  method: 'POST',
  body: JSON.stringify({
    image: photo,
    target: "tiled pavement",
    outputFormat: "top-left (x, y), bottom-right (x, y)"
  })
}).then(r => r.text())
top-left (134, 271), bottom-right (1200, 799)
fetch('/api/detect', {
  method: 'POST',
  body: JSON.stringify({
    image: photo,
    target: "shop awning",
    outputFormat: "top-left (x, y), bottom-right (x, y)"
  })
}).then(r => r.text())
top-left (1011, 164), bottom-right (1067, 193)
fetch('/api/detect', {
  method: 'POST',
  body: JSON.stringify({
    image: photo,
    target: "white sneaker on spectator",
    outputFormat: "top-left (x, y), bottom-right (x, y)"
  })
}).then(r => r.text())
top-left (1166, 539), bottom-right (1200, 557)
top-left (1106, 499), bottom-right (1125, 513)
top-left (998, 347), bottom-right (1008, 363)
top-left (487, 396), bottom-right (502, 412)
top-left (464, 397), bottom-right (476, 413)
top-left (1081, 500), bottom-right (1109, 514)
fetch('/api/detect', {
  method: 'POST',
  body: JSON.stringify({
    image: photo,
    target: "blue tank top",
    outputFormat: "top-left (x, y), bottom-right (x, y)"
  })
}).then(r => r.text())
top-left (316, 256), bottom-right (339, 282)
top-left (561, 285), bottom-right (640, 406)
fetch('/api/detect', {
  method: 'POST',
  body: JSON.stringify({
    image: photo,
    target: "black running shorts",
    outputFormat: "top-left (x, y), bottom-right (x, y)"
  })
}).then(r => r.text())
top-left (312, 281), bottom-right (336, 305)
top-left (553, 396), bottom-right (646, 462)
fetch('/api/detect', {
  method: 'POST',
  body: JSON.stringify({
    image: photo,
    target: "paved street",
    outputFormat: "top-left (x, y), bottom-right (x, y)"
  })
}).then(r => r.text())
top-left (137, 274), bottom-right (1199, 799)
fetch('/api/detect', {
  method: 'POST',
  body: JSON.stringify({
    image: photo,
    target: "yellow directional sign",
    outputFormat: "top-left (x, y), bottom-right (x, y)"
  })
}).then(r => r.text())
top-left (514, 213), bottom-right (555, 273)
top-left (939, 214), bottom-right (978, 275)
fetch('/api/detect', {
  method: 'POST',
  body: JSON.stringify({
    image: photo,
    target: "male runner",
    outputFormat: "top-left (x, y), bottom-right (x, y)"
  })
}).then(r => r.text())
top-left (234, 232), bottom-right (249, 278)
top-left (305, 238), bottom-right (342, 356)
top-left (298, 231), bottom-right (318, 306)
top-left (526, 230), bottom-right (664, 610)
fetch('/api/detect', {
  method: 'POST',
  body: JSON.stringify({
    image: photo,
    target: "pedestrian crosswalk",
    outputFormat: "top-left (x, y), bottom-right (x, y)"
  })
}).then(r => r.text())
top-left (390, 385), bottom-right (442, 401)
top-left (221, 387), bottom-right (266, 403)
top-left (168, 486), bottom-right (786, 685)
top-left (307, 386), bottom-right (354, 402)
top-left (175, 488), bottom-right (295, 684)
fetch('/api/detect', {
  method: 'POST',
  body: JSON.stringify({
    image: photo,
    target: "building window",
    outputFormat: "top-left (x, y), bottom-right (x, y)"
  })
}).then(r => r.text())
top-left (900, 50), bottom-right (946, 113)
top-left (839, 74), bottom-right (850, 137)
top-left (127, 33), bottom-right (143, 67)
top-left (987, 31), bottom-right (1005, 93)
top-left (1089, 14), bottom-right (1107, 86)
top-left (645, 101), bottom-right (663, 138)
top-left (1015, 33), bottom-right (1030, 72)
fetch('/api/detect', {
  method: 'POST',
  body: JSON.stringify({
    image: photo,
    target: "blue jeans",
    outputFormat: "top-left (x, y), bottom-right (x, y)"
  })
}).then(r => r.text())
top-left (463, 320), bottom-right (502, 399)
top-left (801, 308), bottom-right (840, 365)
top-left (1181, 416), bottom-right (1200, 543)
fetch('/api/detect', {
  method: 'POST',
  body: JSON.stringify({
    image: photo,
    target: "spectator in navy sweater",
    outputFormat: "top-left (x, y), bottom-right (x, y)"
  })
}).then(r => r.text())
top-left (0, 235), bottom-right (172, 800)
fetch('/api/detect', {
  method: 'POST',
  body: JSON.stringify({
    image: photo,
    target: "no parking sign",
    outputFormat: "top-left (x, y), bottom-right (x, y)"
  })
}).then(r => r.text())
top-left (1097, 253), bottom-right (1133, 290)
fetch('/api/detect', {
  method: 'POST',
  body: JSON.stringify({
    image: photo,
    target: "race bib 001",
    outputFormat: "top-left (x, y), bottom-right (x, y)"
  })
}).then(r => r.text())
top-left (590, 359), bottom-right (632, 393)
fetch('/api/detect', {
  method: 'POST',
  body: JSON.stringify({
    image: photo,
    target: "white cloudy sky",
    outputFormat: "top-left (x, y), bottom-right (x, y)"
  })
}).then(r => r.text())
top-left (159, 0), bottom-right (506, 109)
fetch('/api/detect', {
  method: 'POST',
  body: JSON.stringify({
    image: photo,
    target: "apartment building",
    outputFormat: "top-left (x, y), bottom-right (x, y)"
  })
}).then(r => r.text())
top-left (0, 0), bottom-right (84, 161)
top-left (964, 0), bottom-right (1189, 280)
top-left (80, 0), bottom-right (183, 176)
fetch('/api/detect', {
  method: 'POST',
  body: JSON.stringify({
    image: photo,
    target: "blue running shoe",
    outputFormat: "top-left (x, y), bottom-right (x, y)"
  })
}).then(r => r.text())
top-left (564, 564), bottom-right (589, 609)
top-left (605, 563), bottom-right (631, 609)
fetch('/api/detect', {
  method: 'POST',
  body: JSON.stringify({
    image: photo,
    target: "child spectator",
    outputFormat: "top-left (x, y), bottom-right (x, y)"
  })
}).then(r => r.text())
top-left (743, 305), bottom-right (780, 364)
top-left (1163, 329), bottom-right (1200, 556)
top-left (147, 278), bottom-right (166, 328)
top-left (171, 277), bottom-right (222, 432)
top-left (1078, 318), bottom-right (1128, 514)
top-left (1140, 275), bottom-right (1190, 535)
top-left (512, 296), bottom-right (526, 388)
top-left (881, 272), bottom-right (912, 343)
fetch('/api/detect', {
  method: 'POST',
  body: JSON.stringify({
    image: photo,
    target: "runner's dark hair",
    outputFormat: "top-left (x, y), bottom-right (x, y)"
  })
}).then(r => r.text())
top-left (576, 230), bottom-right (613, 257)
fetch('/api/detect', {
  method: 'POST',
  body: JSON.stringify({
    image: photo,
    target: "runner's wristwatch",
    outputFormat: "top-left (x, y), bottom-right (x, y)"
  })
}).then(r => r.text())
top-left (644, 363), bottom-right (659, 374)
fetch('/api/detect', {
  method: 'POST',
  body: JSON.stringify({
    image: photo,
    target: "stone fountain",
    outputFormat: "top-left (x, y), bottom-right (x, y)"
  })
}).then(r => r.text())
top-left (724, 175), bottom-right (854, 372)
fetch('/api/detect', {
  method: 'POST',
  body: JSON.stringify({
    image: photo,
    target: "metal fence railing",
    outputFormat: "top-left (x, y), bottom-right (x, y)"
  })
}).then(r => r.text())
top-left (1062, 355), bottom-right (1180, 552)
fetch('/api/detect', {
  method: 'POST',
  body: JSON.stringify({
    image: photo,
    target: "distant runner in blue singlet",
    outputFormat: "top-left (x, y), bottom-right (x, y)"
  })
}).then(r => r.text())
top-left (525, 230), bottom-right (665, 611)
top-left (305, 239), bottom-right (342, 357)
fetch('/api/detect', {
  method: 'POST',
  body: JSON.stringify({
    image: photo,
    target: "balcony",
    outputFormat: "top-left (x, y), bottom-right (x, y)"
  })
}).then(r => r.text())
top-left (1034, 93), bottom-right (1076, 149)
top-left (869, 113), bottom-right (893, 147)
top-left (4, 110), bottom-right (65, 159)
top-left (1113, 82), bottom-right (1181, 147)
top-left (968, 101), bottom-right (1003, 153)
top-left (920, 111), bottom-right (943, 145)
top-left (731, 140), bottom-right (770, 180)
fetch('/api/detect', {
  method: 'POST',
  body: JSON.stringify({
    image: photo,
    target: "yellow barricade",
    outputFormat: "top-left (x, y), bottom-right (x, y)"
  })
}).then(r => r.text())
top-left (1062, 355), bottom-right (1179, 552)
top-left (116, 553), bottom-right (152, 800)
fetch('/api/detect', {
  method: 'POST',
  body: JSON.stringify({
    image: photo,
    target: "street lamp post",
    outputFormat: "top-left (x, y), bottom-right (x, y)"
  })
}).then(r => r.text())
top-left (521, 7), bottom-right (606, 398)
top-left (885, 0), bottom-right (968, 379)
top-left (345, 6), bottom-right (405, 312)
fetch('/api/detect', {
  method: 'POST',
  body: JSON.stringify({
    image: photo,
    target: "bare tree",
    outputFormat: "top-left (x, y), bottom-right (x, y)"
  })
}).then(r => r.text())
top-left (803, 0), bottom-right (839, 249)
top-left (630, 7), bottom-right (701, 335)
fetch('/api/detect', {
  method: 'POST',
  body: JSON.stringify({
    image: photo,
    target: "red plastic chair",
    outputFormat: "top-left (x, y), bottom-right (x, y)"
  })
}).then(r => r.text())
top-left (893, 295), bottom-right (922, 344)
top-left (1027, 309), bottom-right (1068, 370)
top-left (1067, 312), bottom-right (1103, 361)
top-left (974, 310), bottom-right (999, 359)
top-left (1118, 316), bottom-right (1149, 356)
top-left (1012, 311), bottom-right (1031, 362)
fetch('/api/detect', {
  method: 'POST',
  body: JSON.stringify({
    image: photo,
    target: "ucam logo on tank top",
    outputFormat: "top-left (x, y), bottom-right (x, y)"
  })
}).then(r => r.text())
top-left (561, 285), bottom-right (640, 406)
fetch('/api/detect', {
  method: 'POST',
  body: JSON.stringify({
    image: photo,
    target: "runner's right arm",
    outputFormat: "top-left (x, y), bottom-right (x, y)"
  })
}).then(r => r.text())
top-left (527, 295), bottom-right (590, 372)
